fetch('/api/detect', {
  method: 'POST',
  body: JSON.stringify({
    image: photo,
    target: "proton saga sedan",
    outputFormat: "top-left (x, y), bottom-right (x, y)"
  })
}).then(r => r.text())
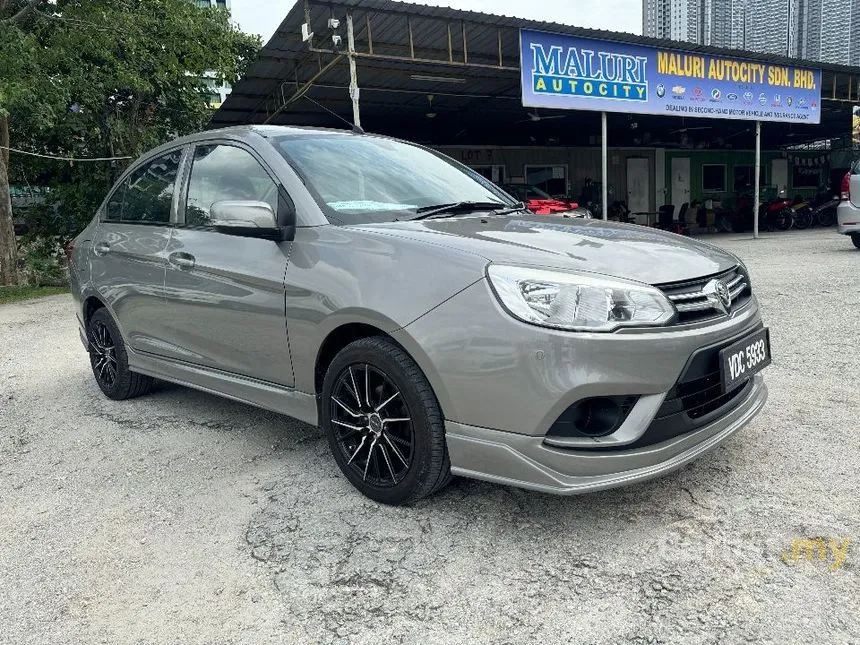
top-left (69, 126), bottom-right (770, 505)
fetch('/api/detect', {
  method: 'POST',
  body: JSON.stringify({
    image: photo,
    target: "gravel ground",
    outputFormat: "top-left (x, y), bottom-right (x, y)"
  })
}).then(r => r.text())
top-left (1, 227), bottom-right (858, 645)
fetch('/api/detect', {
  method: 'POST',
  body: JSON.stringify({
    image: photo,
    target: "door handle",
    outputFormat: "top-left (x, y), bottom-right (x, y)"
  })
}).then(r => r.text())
top-left (94, 242), bottom-right (111, 255)
top-left (168, 252), bottom-right (195, 269)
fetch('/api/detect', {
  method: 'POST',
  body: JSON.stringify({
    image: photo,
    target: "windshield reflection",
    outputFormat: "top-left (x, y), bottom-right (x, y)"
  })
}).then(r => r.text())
top-left (274, 134), bottom-right (513, 225)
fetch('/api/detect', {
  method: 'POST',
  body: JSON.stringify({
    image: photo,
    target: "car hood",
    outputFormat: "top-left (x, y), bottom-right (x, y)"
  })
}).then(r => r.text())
top-left (356, 214), bottom-right (738, 285)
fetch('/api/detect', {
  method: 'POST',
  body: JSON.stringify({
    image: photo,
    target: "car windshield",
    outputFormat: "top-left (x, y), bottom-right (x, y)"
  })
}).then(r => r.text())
top-left (273, 134), bottom-right (514, 224)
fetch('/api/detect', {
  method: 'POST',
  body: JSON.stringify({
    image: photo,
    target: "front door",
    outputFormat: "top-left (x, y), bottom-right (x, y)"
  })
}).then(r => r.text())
top-left (626, 157), bottom-right (650, 214)
top-left (162, 143), bottom-right (294, 386)
top-left (671, 157), bottom-right (691, 208)
top-left (91, 149), bottom-right (183, 355)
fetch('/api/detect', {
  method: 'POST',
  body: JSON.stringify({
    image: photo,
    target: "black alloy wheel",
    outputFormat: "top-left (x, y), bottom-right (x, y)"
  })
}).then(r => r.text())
top-left (90, 319), bottom-right (118, 388)
top-left (322, 337), bottom-right (451, 505)
top-left (330, 363), bottom-right (414, 488)
top-left (87, 307), bottom-right (154, 400)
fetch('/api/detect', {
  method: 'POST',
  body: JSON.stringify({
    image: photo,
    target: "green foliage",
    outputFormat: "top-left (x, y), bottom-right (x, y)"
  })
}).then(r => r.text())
top-left (17, 235), bottom-right (68, 286)
top-left (0, 284), bottom-right (68, 304)
top-left (2, 0), bottom-right (261, 238)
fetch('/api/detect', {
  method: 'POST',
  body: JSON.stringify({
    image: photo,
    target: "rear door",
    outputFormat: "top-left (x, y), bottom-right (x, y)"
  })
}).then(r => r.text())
top-left (161, 141), bottom-right (294, 386)
top-left (91, 148), bottom-right (184, 354)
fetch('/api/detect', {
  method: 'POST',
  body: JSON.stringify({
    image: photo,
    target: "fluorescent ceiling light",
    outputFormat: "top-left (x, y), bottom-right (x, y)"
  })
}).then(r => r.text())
top-left (410, 74), bottom-right (466, 84)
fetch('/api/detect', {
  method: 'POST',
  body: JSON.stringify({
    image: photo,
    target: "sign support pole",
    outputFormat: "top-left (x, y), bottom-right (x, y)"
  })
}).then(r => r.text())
top-left (754, 121), bottom-right (761, 239)
top-left (601, 111), bottom-right (608, 221)
top-left (346, 13), bottom-right (362, 130)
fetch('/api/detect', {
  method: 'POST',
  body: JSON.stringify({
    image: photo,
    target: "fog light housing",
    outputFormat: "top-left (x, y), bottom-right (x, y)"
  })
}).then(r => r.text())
top-left (547, 396), bottom-right (638, 438)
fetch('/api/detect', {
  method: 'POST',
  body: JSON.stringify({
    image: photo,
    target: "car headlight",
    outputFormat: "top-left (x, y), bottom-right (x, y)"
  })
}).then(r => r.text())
top-left (487, 265), bottom-right (677, 332)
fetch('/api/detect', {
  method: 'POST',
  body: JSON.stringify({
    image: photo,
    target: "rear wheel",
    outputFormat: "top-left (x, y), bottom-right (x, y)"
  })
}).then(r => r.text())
top-left (852, 233), bottom-right (860, 249)
top-left (792, 207), bottom-right (812, 230)
top-left (87, 308), bottom-right (154, 400)
top-left (322, 337), bottom-right (451, 505)
top-left (817, 208), bottom-right (836, 227)
top-left (775, 207), bottom-right (794, 231)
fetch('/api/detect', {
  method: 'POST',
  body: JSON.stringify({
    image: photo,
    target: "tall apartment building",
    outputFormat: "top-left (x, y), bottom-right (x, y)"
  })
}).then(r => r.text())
top-left (643, 0), bottom-right (702, 43)
top-left (194, 0), bottom-right (232, 107)
top-left (644, 0), bottom-right (860, 65)
top-left (702, 0), bottom-right (747, 49)
top-left (745, 0), bottom-right (795, 56)
top-left (796, 0), bottom-right (860, 65)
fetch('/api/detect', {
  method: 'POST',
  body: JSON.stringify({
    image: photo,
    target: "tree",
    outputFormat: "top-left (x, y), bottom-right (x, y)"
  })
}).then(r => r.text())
top-left (0, 0), bottom-right (54, 285)
top-left (0, 0), bottom-right (260, 285)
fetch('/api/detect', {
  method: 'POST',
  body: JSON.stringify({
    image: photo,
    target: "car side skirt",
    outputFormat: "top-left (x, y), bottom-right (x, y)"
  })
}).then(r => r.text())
top-left (127, 347), bottom-right (319, 426)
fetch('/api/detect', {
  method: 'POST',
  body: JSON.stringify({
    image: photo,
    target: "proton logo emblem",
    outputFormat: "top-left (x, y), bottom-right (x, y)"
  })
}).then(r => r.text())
top-left (703, 279), bottom-right (732, 315)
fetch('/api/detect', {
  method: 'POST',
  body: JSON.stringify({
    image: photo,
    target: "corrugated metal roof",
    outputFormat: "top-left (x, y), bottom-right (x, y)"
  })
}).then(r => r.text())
top-left (210, 0), bottom-right (855, 149)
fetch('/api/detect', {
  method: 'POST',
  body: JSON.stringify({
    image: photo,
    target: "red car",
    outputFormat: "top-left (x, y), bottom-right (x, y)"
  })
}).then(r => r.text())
top-left (500, 183), bottom-right (584, 216)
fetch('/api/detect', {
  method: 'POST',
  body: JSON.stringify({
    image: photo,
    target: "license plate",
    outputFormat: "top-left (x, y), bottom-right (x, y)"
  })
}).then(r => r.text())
top-left (719, 328), bottom-right (771, 393)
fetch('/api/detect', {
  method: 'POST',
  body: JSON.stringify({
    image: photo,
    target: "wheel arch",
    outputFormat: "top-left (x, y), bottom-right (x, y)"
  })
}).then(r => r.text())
top-left (314, 322), bottom-right (454, 423)
top-left (83, 294), bottom-right (108, 326)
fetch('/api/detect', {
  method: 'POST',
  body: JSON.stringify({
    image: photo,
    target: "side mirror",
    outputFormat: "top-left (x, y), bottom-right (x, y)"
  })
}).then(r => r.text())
top-left (209, 200), bottom-right (294, 241)
top-left (210, 200), bottom-right (277, 230)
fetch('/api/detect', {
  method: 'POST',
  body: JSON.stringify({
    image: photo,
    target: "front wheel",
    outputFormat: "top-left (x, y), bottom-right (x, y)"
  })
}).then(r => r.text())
top-left (852, 233), bottom-right (860, 249)
top-left (322, 337), bottom-right (451, 505)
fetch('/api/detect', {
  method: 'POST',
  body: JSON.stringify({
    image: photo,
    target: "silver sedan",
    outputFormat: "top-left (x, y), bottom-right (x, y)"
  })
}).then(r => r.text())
top-left (69, 126), bottom-right (770, 504)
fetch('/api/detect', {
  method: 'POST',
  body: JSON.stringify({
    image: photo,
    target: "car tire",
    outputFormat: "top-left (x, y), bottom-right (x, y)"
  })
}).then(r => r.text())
top-left (852, 233), bottom-right (860, 249)
top-left (87, 308), bottom-right (154, 400)
top-left (322, 336), bottom-right (451, 505)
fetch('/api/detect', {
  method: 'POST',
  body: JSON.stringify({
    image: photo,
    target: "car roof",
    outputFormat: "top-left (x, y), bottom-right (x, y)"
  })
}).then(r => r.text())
top-left (134, 125), bottom-right (379, 166)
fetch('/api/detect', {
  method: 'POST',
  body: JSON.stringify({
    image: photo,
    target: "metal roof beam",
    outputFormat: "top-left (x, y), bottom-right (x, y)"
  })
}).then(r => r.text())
top-left (305, 46), bottom-right (518, 72)
top-left (261, 54), bottom-right (344, 124)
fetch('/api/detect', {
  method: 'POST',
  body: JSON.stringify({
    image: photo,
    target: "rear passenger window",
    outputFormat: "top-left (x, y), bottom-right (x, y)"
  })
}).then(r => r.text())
top-left (185, 145), bottom-right (279, 227)
top-left (104, 151), bottom-right (181, 224)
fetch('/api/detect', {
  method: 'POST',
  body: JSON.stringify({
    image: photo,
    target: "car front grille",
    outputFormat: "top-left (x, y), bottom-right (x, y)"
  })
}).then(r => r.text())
top-left (658, 267), bottom-right (752, 324)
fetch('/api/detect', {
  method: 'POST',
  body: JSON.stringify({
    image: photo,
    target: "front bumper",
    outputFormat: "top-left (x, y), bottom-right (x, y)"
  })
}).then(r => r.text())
top-left (445, 374), bottom-right (766, 495)
top-left (393, 276), bottom-right (769, 494)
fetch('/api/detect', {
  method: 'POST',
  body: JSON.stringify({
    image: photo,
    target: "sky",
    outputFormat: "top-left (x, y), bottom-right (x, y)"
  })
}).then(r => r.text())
top-left (230, 0), bottom-right (642, 43)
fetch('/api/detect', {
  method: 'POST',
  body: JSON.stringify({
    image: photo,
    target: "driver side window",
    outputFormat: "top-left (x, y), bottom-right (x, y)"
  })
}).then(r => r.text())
top-left (185, 144), bottom-right (278, 227)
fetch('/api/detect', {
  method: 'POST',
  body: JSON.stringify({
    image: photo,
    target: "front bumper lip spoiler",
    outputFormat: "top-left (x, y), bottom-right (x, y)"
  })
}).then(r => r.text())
top-left (445, 374), bottom-right (767, 496)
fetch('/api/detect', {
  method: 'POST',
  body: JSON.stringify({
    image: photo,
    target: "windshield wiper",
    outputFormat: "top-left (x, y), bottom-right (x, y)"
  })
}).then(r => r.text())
top-left (491, 202), bottom-right (530, 217)
top-left (408, 201), bottom-right (509, 220)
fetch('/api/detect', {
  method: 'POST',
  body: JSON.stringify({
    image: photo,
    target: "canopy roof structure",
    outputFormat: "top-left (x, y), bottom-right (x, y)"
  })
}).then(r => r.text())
top-left (211, 0), bottom-right (859, 150)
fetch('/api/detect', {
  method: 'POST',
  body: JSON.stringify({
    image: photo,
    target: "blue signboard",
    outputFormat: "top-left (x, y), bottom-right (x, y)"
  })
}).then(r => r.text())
top-left (520, 29), bottom-right (823, 124)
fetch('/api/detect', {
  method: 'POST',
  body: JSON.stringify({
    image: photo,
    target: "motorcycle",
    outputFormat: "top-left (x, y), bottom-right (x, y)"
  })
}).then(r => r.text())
top-left (760, 196), bottom-right (795, 231)
top-left (790, 195), bottom-right (813, 230)
top-left (807, 186), bottom-right (839, 227)
top-left (813, 197), bottom-right (838, 226)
